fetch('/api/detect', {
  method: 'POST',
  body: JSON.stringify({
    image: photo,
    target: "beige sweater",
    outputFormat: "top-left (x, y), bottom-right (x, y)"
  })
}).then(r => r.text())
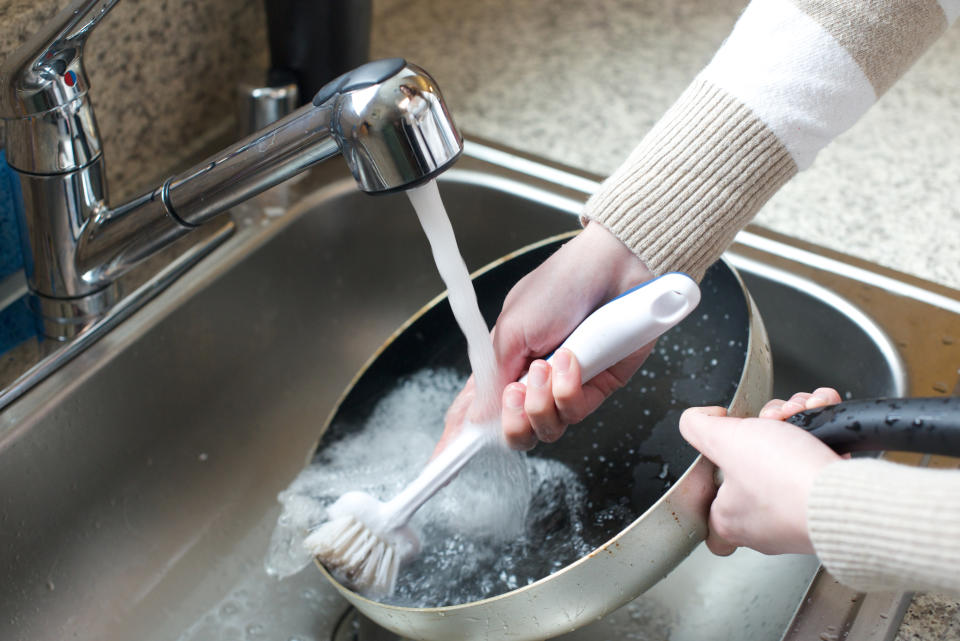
top-left (582, 0), bottom-right (960, 594)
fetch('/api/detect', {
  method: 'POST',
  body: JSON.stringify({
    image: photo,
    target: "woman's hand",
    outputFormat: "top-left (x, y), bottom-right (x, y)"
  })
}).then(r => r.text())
top-left (678, 388), bottom-right (844, 556)
top-left (438, 223), bottom-right (654, 453)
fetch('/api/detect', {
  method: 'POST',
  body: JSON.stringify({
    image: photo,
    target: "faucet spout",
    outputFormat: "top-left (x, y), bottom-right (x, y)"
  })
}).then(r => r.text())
top-left (78, 58), bottom-right (462, 280)
top-left (72, 100), bottom-right (342, 292)
top-left (157, 102), bottom-right (341, 228)
top-left (311, 58), bottom-right (463, 195)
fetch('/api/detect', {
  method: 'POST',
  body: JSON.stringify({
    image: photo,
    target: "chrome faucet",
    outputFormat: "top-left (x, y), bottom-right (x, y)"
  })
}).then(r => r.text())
top-left (0, 0), bottom-right (462, 339)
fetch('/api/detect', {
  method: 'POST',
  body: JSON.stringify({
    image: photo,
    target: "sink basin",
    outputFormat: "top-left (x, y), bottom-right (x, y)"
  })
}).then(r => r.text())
top-left (2, 140), bottom-right (956, 641)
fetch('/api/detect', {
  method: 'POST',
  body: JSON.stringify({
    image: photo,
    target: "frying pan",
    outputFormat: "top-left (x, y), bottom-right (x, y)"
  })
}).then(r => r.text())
top-left (309, 232), bottom-right (772, 639)
top-left (308, 232), bottom-right (960, 640)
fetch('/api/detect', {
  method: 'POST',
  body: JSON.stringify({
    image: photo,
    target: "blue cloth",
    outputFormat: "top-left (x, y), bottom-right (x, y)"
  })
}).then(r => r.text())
top-left (0, 152), bottom-right (36, 353)
top-left (0, 150), bottom-right (24, 280)
top-left (0, 298), bottom-right (36, 352)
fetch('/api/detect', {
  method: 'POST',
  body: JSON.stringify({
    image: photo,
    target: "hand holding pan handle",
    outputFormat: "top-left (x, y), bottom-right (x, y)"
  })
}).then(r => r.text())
top-left (786, 396), bottom-right (960, 457)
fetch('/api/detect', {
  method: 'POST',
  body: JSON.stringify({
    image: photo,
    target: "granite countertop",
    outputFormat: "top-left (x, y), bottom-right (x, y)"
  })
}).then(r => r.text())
top-left (370, 1), bottom-right (960, 639)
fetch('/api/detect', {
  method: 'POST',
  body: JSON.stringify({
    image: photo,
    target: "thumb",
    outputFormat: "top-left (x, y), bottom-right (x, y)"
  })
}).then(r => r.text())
top-left (678, 406), bottom-right (734, 463)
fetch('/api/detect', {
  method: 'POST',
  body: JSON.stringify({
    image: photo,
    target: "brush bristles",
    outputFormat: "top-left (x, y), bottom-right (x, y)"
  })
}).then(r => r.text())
top-left (304, 515), bottom-right (400, 596)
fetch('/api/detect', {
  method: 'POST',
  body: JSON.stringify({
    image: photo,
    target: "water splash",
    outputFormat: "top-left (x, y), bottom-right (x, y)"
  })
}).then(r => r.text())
top-left (265, 368), bottom-right (588, 607)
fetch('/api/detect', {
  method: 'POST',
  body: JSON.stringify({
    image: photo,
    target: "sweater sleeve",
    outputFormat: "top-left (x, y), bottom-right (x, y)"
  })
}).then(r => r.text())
top-left (582, 0), bottom-right (959, 281)
top-left (808, 459), bottom-right (960, 594)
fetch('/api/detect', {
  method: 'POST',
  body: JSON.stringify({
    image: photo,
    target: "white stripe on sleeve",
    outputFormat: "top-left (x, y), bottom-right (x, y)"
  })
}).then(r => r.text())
top-left (700, 0), bottom-right (877, 171)
top-left (938, 0), bottom-right (960, 24)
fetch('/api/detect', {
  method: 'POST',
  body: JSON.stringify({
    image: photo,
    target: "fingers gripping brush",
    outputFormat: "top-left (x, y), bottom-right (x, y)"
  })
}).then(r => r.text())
top-left (304, 273), bottom-right (701, 597)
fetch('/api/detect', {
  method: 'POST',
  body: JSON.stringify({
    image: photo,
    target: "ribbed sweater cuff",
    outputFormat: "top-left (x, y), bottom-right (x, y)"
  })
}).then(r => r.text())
top-left (809, 459), bottom-right (960, 595)
top-left (582, 77), bottom-right (797, 281)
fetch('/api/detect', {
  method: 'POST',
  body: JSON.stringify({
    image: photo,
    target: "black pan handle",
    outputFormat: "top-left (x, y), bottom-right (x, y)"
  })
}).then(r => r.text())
top-left (786, 396), bottom-right (960, 457)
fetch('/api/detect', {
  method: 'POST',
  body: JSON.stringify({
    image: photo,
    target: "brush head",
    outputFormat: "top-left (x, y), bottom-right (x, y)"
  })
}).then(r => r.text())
top-left (304, 491), bottom-right (420, 597)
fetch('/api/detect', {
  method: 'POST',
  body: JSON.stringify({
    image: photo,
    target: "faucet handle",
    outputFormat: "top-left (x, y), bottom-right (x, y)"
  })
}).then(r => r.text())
top-left (1, 0), bottom-right (119, 118)
top-left (1, 0), bottom-right (119, 173)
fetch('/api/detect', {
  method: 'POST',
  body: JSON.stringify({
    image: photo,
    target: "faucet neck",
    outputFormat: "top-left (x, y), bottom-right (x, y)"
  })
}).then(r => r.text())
top-left (8, 101), bottom-right (342, 308)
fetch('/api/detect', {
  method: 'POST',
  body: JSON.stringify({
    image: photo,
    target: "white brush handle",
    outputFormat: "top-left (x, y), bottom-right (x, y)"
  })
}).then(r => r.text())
top-left (520, 272), bottom-right (701, 384)
top-left (383, 422), bottom-right (493, 528)
top-left (383, 272), bottom-right (701, 528)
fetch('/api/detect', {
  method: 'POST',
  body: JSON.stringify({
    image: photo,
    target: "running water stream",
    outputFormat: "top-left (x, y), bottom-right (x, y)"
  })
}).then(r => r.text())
top-left (401, 179), bottom-right (533, 543)
top-left (405, 180), bottom-right (501, 421)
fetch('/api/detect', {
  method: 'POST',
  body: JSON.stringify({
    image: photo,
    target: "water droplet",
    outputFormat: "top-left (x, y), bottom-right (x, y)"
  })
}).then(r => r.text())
top-left (933, 382), bottom-right (949, 393)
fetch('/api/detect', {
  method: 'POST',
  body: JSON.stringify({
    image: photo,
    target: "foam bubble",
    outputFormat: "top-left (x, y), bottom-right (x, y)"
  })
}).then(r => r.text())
top-left (265, 369), bottom-right (460, 579)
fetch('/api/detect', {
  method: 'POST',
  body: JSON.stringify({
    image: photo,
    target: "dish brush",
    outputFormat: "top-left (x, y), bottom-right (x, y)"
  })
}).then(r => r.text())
top-left (304, 272), bottom-right (701, 596)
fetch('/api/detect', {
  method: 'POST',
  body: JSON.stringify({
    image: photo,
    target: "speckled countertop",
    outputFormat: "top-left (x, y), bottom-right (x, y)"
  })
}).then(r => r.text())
top-left (369, 1), bottom-right (960, 640)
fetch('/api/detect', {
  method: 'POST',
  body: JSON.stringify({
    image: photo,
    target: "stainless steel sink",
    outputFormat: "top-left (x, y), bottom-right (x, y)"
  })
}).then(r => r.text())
top-left (2, 141), bottom-right (958, 641)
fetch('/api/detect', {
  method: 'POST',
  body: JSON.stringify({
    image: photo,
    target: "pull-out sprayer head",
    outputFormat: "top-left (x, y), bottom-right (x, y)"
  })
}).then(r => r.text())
top-left (314, 58), bottom-right (463, 193)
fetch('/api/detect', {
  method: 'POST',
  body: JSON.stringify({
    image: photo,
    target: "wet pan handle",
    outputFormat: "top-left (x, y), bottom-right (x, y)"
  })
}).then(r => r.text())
top-left (786, 396), bottom-right (960, 457)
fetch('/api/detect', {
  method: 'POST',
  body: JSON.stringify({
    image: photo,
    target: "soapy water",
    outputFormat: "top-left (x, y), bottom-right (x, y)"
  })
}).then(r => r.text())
top-left (266, 337), bottom-right (737, 608)
top-left (264, 348), bottom-right (729, 608)
top-left (266, 368), bottom-right (592, 607)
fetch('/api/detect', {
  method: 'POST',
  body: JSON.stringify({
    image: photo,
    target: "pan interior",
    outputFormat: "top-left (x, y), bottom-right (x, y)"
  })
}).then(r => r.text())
top-left (304, 241), bottom-right (749, 608)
